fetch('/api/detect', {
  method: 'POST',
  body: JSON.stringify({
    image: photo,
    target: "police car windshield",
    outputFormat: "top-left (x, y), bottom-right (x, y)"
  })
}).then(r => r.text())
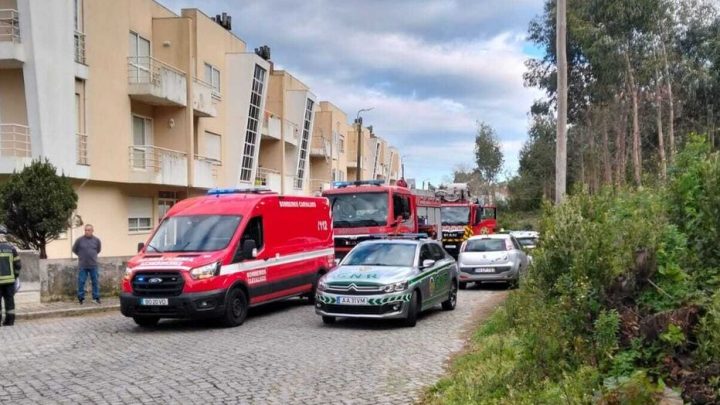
top-left (146, 215), bottom-right (242, 252)
top-left (329, 192), bottom-right (388, 228)
top-left (343, 243), bottom-right (416, 267)
top-left (441, 206), bottom-right (469, 225)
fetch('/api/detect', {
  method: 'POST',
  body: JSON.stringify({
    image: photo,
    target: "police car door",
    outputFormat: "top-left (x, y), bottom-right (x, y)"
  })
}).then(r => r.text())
top-left (429, 243), bottom-right (452, 298)
top-left (417, 243), bottom-right (442, 306)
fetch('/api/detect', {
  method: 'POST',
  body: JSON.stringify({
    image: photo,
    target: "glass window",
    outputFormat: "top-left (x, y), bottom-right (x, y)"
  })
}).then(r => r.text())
top-left (329, 192), bottom-right (388, 228)
top-left (419, 245), bottom-right (433, 263)
top-left (429, 243), bottom-right (446, 260)
top-left (146, 215), bottom-right (242, 252)
top-left (482, 207), bottom-right (497, 220)
top-left (128, 197), bottom-right (153, 232)
top-left (239, 64), bottom-right (266, 182)
top-left (204, 63), bottom-right (221, 95)
top-left (441, 206), bottom-right (470, 225)
top-left (343, 243), bottom-right (416, 267)
top-left (465, 238), bottom-right (508, 252)
top-left (204, 131), bottom-right (222, 161)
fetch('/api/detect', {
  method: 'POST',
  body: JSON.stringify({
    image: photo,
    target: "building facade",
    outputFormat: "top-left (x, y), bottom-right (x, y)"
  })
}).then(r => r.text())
top-left (0, 0), bottom-right (402, 258)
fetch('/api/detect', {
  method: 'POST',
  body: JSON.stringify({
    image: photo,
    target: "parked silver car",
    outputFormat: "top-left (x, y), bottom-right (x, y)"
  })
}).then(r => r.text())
top-left (315, 238), bottom-right (459, 327)
top-left (457, 234), bottom-right (529, 288)
top-left (510, 230), bottom-right (540, 250)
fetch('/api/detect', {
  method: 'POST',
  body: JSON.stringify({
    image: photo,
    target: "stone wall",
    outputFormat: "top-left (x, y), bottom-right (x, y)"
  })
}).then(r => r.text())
top-left (18, 250), bottom-right (40, 282)
top-left (39, 256), bottom-right (132, 302)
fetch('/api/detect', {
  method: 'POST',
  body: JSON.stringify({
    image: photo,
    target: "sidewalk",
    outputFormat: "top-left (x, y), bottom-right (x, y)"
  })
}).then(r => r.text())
top-left (15, 297), bottom-right (120, 321)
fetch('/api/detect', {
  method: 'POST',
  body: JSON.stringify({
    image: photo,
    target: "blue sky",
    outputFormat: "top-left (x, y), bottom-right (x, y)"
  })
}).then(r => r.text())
top-left (163, 0), bottom-right (546, 185)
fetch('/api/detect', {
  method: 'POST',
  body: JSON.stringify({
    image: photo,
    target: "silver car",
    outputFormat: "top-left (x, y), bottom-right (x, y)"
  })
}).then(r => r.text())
top-left (457, 234), bottom-right (529, 288)
top-left (315, 238), bottom-right (459, 327)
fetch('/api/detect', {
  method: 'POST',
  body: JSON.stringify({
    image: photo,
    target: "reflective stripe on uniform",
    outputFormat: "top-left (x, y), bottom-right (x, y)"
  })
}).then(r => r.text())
top-left (0, 252), bottom-right (15, 285)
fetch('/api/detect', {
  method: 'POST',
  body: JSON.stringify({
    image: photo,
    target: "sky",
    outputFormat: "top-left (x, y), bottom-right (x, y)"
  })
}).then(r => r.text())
top-left (163, 0), bottom-right (546, 185)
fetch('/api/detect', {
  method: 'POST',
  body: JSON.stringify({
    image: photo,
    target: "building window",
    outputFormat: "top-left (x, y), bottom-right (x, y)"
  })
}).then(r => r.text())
top-left (239, 65), bottom-right (266, 182)
top-left (128, 197), bottom-right (153, 233)
top-left (295, 98), bottom-right (314, 189)
top-left (128, 32), bottom-right (151, 83)
top-left (203, 131), bottom-right (222, 162)
top-left (338, 134), bottom-right (345, 153)
top-left (131, 115), bottom-right (153, 169)
top-left (157, 191), bottom-right (178, 223)
top-left (204, 63), bottom-right (221, 97)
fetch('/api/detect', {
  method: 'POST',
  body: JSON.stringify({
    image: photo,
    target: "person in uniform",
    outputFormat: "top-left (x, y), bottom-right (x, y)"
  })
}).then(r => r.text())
top-left (0, 227), bottom-right (21, 326)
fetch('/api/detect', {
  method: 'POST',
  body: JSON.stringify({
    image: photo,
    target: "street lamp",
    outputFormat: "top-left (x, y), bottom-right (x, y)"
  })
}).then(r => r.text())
top-left (355, 107), bottom-right (373, 181)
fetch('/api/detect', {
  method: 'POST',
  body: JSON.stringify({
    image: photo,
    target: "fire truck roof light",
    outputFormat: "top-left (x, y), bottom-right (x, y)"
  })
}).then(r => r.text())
top-left (332, 179), bottom-right (385, 188)
top-left (207, 187), bottom-right (273, 195)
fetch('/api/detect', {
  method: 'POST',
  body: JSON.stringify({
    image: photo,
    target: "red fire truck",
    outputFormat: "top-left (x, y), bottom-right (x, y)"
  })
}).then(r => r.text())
top-left (120, 188), bottom-right (334, 328)
top-left (322, 180), bottom-right (442, 259)
top-left (436, 184), bottom-right (497, 258)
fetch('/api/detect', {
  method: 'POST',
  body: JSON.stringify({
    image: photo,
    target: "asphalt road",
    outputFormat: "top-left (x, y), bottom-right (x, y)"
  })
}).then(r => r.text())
top-left (0, 286), bottom-right (507, 404)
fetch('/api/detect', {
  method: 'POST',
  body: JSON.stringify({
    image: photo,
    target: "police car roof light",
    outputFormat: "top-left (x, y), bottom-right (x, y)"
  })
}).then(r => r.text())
top-left (207, 187), bottom-right (273, 195)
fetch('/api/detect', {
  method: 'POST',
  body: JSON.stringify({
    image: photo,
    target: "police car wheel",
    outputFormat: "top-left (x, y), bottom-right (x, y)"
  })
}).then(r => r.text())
top-left (402, 291), bottom-right (419, 327)
top-left (459, 282), bottom-right (468, 290)
top-left (133, 316), bottom-right (159, 327)
top-left (221, 288), bottom-right (248, 327)
top-left (322, 316), bottom-right (336, 325)
top-left (442, 281), bottom-right (458, 311)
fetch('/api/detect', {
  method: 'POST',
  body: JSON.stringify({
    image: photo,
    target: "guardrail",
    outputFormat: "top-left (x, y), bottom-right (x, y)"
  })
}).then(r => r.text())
top-left (127, 56), bottom-right (186, 86)
top-left (128, 145), bottom-right (186, 170)
top-left (0, 9), bottom-right (19, 43)
top-left (0, 124), bottom-right (30, 157)
top-left (74, 31), bottom-right (86, 64)
top-left (76, 133), bottom-right (88, 165)
top-left (255, 167), bottom-right (280, 186)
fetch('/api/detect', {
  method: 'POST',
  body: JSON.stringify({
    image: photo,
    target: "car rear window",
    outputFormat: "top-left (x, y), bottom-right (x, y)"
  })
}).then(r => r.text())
top-left (517, 237), bottom-right (538, 247)
top-left (465, 238), bottom-right (508, 252)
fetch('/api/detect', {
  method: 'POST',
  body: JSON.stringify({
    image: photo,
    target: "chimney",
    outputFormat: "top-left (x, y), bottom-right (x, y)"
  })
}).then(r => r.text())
top-left (212, 12), bottom-right (232, 31)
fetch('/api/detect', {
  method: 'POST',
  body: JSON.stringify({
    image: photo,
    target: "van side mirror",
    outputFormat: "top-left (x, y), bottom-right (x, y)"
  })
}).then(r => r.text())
top-left (421, 259), bottom-right (435, 269)
top-left (242, 240), bottom-right (258, 260)
top-left (137, 242), bottom-right (145, 253)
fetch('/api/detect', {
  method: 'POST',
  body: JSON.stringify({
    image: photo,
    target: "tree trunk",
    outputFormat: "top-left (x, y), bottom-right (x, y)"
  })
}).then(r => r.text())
top-left (625, 50), bottom-right (642, 187)
top-left (615, 94), bottom-right (628, 186)
top-left (656, 81), bottom-right (667, 181)
top-left (39, 243), bottom-right (47, 259)
top-left (660, 37), bottom-right (675, 163)
top-left (602, 107), bottom-right (613, 185)
top-left (555, 0), bottom-right (568, 203)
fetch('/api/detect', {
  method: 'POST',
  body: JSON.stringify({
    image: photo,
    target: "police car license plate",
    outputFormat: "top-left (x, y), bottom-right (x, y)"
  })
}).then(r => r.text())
top-left (337, 296), bottom-right (368, 305)
top-left (140, 298), bottom-right (169, 306)
top-left (475, 268), bottom-right (495, 273)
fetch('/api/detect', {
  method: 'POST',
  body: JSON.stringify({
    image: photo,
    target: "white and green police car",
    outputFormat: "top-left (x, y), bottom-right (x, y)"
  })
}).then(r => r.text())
top-left (315, 238), bottom-right (459, 327)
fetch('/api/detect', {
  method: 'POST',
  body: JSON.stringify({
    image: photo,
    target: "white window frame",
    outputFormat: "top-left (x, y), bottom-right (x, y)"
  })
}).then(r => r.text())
top-left (128, 197), bottom-right (153, 233)
top-left (131, 114), bottom-right (153, 170)
top-left (204, 63), bottom-right (221, 98)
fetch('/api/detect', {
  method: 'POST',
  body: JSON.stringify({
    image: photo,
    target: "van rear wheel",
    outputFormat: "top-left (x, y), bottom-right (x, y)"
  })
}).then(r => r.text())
top-left (221, 288), bottom-right (248, 327)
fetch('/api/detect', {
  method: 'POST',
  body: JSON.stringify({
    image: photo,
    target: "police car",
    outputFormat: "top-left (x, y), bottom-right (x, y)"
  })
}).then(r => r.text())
top-left (314, 236), bottom-right (459, 327)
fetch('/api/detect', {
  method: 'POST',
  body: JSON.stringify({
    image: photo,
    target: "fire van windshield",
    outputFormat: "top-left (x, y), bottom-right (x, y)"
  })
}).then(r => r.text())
top-left (146, 215), bottom-right (242, 253)
top-left (441, 206), bottom-right (470, 226)
top-left (328, 192), bottom-right (388, 228)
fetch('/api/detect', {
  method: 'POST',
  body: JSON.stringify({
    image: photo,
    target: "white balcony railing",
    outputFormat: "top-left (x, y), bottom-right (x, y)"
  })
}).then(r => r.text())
top-left (0, 124), bottom-right (30, 157)
top-left (76, 133), bottom-right (88, 165)
top-left (128, 145), bottom-right (188, 186)
top-left (310, 178), bottom-right (330, 193)
top-left (0, 9), bottom-right (19, 43)
top-left (192, 78), bottom-right (217, 117)
top-left (193, 155), bottom-right (220, 188)
top-left (74, 31), bottom-right (86, 64)
top-left (128, 56), bottom-right (187, 106)
top-left (255, 167), bottom-right (279, 186)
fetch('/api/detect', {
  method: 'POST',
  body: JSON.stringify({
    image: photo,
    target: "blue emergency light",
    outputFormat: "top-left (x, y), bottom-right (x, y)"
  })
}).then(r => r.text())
top-left (207, 187), bottom-right (273, 195)
top-left (332, 179), bottom-right (386, 188)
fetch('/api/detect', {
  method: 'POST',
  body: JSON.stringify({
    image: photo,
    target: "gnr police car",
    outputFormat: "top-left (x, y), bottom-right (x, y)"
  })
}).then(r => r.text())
top-left (315, 236), bottom-right (459, 327)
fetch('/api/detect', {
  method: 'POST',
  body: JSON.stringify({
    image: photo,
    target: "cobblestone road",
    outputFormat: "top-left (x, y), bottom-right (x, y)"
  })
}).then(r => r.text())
top-left (0, 288), bottom-right (506, 404)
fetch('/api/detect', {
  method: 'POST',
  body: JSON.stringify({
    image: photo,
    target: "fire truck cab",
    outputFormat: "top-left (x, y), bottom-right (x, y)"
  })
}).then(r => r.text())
top-left (436, 184), bottom-right (497, 258)
top-left (322, 180), bottom-right (442, 260)
top-left (120, 188), bottom-right (334, 328)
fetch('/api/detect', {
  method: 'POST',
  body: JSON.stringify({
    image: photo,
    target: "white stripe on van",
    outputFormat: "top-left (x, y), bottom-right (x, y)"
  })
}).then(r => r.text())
top-left (219, 248), bottom-right (335, 276)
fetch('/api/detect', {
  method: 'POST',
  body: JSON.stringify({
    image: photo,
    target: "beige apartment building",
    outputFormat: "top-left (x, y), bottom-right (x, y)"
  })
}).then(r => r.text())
top-left (0, 0), bottom-right (402, 259)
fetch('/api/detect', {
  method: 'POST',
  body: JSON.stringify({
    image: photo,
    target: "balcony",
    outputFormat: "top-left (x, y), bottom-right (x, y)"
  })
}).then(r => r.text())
top-left (260, 113), bottom-right (281, 141)
top-left (0, 9), bottom-right (24, 68)
top-left (128, 145), bottom-right (187, 186)
top-left (0, 123), bottom-right (30, 157)
top-left (310, 136), bottom-right (331, 158)
top-left (193, 155), bottom-right (220, 189)
top-left (192, 78), bottom-right (217, 117)
top-left (310, 179), bottom-right (330, 193)
top-left (76, 133), bottom-right (88, 165)
top-left (255, 167), bottom-right (281, 192)
top-left (73, 31), bottom-right (86, 65)
top-left (128, 56), bottom-right (187, 107)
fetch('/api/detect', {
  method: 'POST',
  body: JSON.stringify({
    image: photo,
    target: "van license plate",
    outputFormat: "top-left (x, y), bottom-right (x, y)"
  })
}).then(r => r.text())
top-left (337, 297), bottom-right (368, 305)
top-left (475, 268), bottom-right (495, 273)
top-left (140, 298), bottom-right (169, 306)
top-left (445, 245), bottom-right (456, 249)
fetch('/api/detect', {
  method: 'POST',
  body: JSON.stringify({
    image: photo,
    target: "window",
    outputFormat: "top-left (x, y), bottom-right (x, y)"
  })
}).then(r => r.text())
top-left (329, 192), bottom-right (388, 228)
top-left (131, 115), bottom-right (152, 169)
top-left (392, 194), bottom-right (413, 227)
top-left (343, 243), bottom-right (416, 267)
top-left (204, 63), bottom-right (221, 96)
top-left (465, 238), bottom-right (507, 252)
top-left (74, 0), bottom-right (83, 32)
top-left (128, 32), bottom-right (150, 83)
top-left (338, 135), bottom-right (345, 153)
top-left (510, 237), bottom-right (522, 251)
top-left (128, 197), bottom-right (153, 233)
top-left (234, 216), bottom-right (264, 262)
top-left (429, 243), bottom-right (446, 261)
top-left (239, 65), bottom-right (266, 182)
top-left (146, 215), bottom-right (242, 252)
top-left (482, 207), bottom-right (497, 220)
top-left (295, 98), bottom-right (314, 189)
top-left (331, 168), bottom-right (337, 182)
top-left (419, 245), bottom-right (433, 264)
top-left (157, 191), bottom-right (178, 223)
top-left (204, 131), bottom-right (222, 162)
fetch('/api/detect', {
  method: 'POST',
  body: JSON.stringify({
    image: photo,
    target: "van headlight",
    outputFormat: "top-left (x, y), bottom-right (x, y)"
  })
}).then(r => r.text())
top-left (123, 267), bottom-right (133, 281)
top-left (382, 281), bottom-right (408, 293)
top-left (190, 262), bottom-right (220, 280)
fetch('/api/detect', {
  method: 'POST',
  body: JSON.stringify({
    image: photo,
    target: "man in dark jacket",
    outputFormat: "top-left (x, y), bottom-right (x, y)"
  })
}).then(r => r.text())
top-left (72, 224), bottom-right (102, 304)
top-left (0, 227), bottom-right (21, 326)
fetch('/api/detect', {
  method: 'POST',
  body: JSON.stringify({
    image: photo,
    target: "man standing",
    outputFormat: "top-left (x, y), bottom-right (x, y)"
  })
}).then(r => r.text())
top-left (73, 224), bottom-right (102, 304)
top-left (0, 227), bottom-right (21, 326)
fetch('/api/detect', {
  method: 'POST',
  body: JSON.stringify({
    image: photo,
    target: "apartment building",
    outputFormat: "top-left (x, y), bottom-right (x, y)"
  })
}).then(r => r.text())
top-left (0, 0), bottom-right (404, 258)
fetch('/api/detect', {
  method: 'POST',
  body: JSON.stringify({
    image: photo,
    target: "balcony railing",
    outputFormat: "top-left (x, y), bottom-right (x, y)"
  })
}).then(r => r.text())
top-left (255, 167), bottom-right (280, 186)
top-left (193, 155), bottom-right (221, 189)
top-left (0, 9), bottom-right (19, 43)
top-left (127, 56), bottom-right (187, 106)
top-left (76, 132), bottom-right (88, 165)
top-left (192, 78), bottom-right (217, 117)
top-left (74, 31), bottom-right (86, 64)
top-left (128, 145), bottom-right (188, 186)
top-left (0, 124), bottom-right (30, 157)
top-left (310, 179), bottom-right (330, 193)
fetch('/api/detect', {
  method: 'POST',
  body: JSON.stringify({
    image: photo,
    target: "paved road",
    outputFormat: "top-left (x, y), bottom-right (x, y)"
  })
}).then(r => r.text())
top-left (0, 287), bottom-right (506, 405)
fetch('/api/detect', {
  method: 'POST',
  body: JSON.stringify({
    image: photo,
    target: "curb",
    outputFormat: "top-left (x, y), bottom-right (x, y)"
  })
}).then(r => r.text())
top-left (16, 304), bottom-right (120, 321)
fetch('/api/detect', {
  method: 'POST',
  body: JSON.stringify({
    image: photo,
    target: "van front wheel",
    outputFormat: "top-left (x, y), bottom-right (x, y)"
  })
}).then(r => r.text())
top-left (221, 288), bottom-right (248, 327)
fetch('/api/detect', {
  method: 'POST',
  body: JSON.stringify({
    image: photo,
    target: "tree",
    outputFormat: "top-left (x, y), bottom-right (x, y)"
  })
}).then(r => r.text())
top-left (0, 159), bottom-right (78, 258)
top-left (473, 122), bottom-right (504, 203)
top-left (556, 0), bottom-right (568, 202)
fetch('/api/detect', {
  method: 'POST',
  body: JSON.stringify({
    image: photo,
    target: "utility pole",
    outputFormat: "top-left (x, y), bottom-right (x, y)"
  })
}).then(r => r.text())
top-left (355, 108), bottom-right (373, 181)
top-left (555, 0), bottom-right (568, 204)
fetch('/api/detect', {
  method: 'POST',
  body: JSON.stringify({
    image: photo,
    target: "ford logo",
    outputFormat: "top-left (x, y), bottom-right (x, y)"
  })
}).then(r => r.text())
top-left (148, 277), bottom-right (162, 284)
